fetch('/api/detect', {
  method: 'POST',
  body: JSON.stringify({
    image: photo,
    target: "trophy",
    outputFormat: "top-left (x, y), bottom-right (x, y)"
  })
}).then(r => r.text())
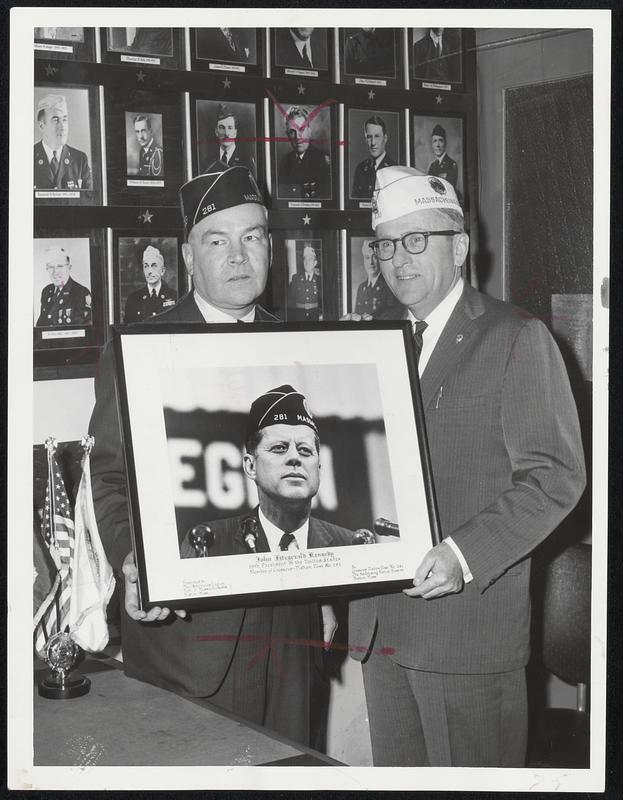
top-left (38, 631), bottom-right (91, 699)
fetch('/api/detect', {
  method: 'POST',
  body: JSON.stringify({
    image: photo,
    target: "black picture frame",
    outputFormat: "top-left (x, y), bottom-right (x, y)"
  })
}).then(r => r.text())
top-left (34, 83), bottom-right (102, 207)
top-left (409, 27), bottom-right (464, 91)
top-left (33, 229), bottom-right (107, 367)
top-left (34, 27), bottom-right (96, 62)
top-left (271, 27), bottom-right (332, 81)
top-left (113, 232), bottom-right (186, 324)
top-left (113, 321), bottom-right (440, 611)
top-left (411, 112), bottom-right (466, 208)
top-left (339, 28), bottom-right (404, 89)
top-left (101, 28), bottom-right (185, 70)
top-left (345, 106), bottom-right (405, 209)
top-left (104, 88), bottom-right (186, 206)
top-left (190, 28), bottom-right (264, 76)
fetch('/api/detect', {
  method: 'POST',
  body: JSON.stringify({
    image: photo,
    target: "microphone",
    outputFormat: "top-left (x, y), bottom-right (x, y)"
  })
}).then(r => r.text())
top-left (374, 517), bottom-right (400, 538)
top-left (352, 528), bottom-right (375, 545)
top-left (242, 516), bottom-right (259, 553)
top-left (188, 523), bottom-right (214, 557)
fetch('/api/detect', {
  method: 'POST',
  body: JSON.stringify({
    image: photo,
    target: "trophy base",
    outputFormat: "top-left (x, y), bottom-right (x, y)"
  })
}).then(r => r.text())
top-left (38, 673), bottom-right (91, 700)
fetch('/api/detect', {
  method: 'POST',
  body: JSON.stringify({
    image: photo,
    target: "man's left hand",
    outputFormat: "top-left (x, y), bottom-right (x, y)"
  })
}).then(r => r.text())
top-left (404, 541), bottom-right (464, 599)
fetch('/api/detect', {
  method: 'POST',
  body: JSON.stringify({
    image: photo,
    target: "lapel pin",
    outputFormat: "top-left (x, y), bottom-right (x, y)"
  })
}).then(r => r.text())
top-left (456, 334), bottom-right (464, 343)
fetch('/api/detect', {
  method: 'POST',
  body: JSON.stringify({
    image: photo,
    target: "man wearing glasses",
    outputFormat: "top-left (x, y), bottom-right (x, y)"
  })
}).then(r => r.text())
top-left (348, 166), bottom-right (586, 767)
top-left (36, 244), bottom-right (92, 327)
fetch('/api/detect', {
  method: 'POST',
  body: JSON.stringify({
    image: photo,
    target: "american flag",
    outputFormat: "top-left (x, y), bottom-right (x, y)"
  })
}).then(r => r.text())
top-left (33, 438), bottom-right (75, 657)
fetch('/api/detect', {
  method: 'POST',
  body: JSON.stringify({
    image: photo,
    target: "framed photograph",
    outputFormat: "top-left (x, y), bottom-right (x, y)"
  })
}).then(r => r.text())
top-left (412, 113), bottom-right (465, 206)
top-left (34, 27), bottom-right (96, 62)
top-left (270, 100), bottom-right (336, 209)
top-left (345, 106), bottom-right (404, 208)
top-left (270, 230), bottom-right (341, 321)
top-left (339, 28), bottom-right (404, 88)
top-left (191, 97), bottom-right (261, 183)
top-left (348, 233), bottom-right (401, 318)
top-left (104, 89), bottom-right (186, 206)
top-left (410, 27), bottom-right (464, 90)
top-left (101, 27), bottom-right (184, 69)
top-left (33, 230), bottom-right (106, 366)
top-left (271, 27), bottom-right (332, 81)
top-left (33, 84), bottom-right (102, 206)
top-left (191, 28), bottom-right (263, 76)
top-left (113, 322), bottom-right (440, 610)
top-left (114, 234), bottom-right (185, 324)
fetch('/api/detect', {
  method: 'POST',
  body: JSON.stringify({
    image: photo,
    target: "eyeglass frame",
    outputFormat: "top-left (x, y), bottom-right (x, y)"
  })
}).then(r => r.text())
top-left (368, 230), bottom-right (459, 260)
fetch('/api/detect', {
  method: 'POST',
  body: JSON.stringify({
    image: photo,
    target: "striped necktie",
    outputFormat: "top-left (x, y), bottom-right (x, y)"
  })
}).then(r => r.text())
top-left (412, 320), bottom-right (428, 362)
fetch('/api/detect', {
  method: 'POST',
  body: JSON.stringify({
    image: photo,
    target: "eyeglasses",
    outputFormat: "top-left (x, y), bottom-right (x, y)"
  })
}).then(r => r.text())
top-left (369, 231), bottom-right (458, 260)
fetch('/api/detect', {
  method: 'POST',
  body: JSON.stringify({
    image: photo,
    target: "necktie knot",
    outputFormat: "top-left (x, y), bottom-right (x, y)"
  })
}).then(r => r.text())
top-left (279, 532), bottom-right (298, 551)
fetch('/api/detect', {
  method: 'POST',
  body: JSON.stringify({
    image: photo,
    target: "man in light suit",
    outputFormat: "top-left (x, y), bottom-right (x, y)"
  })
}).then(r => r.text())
top-left (88, 163), bottom-right (352, 746)
top-left (348, 166), bottom-right (586, 766)
top-left (34, 94), bottom-right (91, 191)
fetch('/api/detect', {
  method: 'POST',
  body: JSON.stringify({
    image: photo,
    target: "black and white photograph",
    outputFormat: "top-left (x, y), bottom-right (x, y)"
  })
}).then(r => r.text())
top-left (102, 27), bottom-right (183, 69)
top-left (193, 27), bottom-right (258, 69)
top-left (272, 101), bottom-right (334, 206)
top-left (125, 111), bottom-right (165, 184)
top-left (193, 98), bottom-right (258, 178)
top-left (346, 107), bottom-right (403, 206)
top-left (272, 27), bottom-right (330, 79)
top-left (116, 236), bottom-right (180, 324)
top-left (412, 113), bottom-right (464, 201)
top-left (410, 27), bottom-right (463, 87)
top-left (340, 27), bottom-right (402, 87)
top-left (348, 234), bottom-right (401, 318)
top-left (285, 238), bottom-right (323, 321)
top-left (34, 26), bottom-right (95, 62)
top-left (35, 26), bottom-right (84, 42)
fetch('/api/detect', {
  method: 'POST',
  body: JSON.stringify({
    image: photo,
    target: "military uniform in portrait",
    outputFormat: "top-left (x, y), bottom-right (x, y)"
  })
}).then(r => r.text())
top-left (124, 281), bottom-right (177, 323)
top-left (352, 153), bottom-right (396, 199)
top-left (278, 146), bottom-right (330, 200)
top-left (288, 271), bottom-right (320, 321)
top-left (36, 276), bottom-right (92, 327)
top-left (34, 141), bottom-right (91, 190)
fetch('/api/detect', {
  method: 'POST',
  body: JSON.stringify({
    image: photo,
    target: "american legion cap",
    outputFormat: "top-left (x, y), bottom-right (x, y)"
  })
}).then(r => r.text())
top-left (179, 161), bottom-right (264, 238)
top-left (246, 385), bottom-right (318, 441)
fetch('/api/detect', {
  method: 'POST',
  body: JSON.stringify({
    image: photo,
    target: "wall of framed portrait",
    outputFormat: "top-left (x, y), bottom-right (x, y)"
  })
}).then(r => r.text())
top-left (33, 25), bottom-right (478, 378)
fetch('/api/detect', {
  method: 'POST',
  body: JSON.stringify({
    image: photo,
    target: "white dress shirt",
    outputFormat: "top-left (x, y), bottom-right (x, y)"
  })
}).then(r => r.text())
top-left (148, 280), bottom-right (162, 297)
top-left (41, 140), bottom-right (61, 165)
top-left (259, 507), bottom-right (309, 552)
top-left (193, 291), bottom-right (256, 323)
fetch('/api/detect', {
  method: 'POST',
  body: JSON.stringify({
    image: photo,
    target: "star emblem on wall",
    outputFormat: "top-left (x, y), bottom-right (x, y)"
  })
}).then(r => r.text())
top-left (302, 214), bottom-right (311, 226)
top-left (297, 83), bottom-right (306, 95)
top-left (435, 94), bottom-right (443, 104)
top-left (44, 63), bottom-right (58, 77)
top-left (367, 89), bottom-right (376, 101)
top-left (222, 77), bottom-right (232, 89)
top-left (139, 209), bottom-right (154, 224)
top-left (136, 70), bottom-right (146, 83)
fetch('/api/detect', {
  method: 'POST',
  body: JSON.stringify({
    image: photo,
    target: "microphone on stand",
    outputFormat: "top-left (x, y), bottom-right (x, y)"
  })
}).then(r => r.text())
top-left (374, 517), bottom-right (400, 538)
top-left (242, 516), bottom-right (259, 552)
top-left (188, 523), bottom-right (214, 557)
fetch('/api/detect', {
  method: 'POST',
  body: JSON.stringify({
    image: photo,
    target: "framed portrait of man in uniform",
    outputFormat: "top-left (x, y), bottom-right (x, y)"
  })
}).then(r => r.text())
top-left (33, 231), bottom-right (106, 369)
top-left (190, 27), bottom-right (263, 75)
top-left (101, 27), bottom-right (184, 69)
top-left (347, 233), bottom-right (401, 319)
top-left (345, 106), bottom-right (404, 210)
top-left (125, 111), bottom-right (165, 186)
top-left (34, 27), bottom-right (96, 62)
top-left (33, 84), bottom-right (102, 206)
top-left (114, 234), bottom-right (183, 324)
top-left (339, 28), bottom-right (404, 88)
top-left (410, 27), bottom-right (464, 89)
top-left (412, 113), bottom-right (465, 207)
top-left (271, 27), bottom-right (331, 81)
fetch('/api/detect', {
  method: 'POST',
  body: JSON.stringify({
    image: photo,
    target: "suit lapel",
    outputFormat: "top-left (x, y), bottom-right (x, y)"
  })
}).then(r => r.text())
top-left (307, 517), bottom-right (333, 549)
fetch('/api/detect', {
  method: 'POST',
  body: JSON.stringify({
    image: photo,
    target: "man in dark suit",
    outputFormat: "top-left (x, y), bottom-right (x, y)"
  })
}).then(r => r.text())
top-left (88, 163), bottom-right (351, 745)
top-left (195, 27), bottom-right (250, 63)
top-left (209, 104), bottom-right (256, 175)
top-left (353, 239), bottom-right (397, 318)
top-left (275, 27), bottom-right (324, 70)
top-left (351, 114), bottom-right (396, 199)
top-left (123, 245), bottom-right (177, 323)
top-left (34, 94), bottom-right (91, 191)
top-left (287, 244), bottom-right (320, 321)
top-left (131, 114), bottom-right (164, 178)
top-left (344, 28), bottom-right (396, 77)
top-left (36, 244), bottom-right (92, 327)
top-left (128, 28), bottom-right (173, 56)
top-left (278, 105), bottom-right (331, 200)
top-left (412, 27), bottom-right (462, 83)
top-left (427, 123), bottom-right (458, 190)
top-left (348, 166), bottom-right (586, 766)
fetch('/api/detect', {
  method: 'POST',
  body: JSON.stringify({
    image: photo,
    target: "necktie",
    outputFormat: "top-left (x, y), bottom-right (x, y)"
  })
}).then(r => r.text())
top-left (51, 151), bottom-right (59, 176)
top-left (221, 149), bottom-right (228, 165)
top-left (151, 289), bottom-right (157, 298)
top-left (412, 320), bottom-right (428, 362)
top-left (302, 43), bottom-right (312, 68)
top-left (279, 532), bottom-right (299, 551)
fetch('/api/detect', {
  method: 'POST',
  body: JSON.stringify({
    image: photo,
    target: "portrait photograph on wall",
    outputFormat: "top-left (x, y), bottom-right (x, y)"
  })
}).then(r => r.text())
top-left (270, 100), bottom-right (335, 208)
top-left (114, 235), bottom-right (182, 324)
top-left (348, 233), bottom-right (401, 319)
top-left (412, 113), bottom-right (465, 204)
top-left (101, 27), bottom-right (183, 69)
top-left (33, 231), bottom-right (106, 366)
top-left (192, 98), bottom-right (260, 180)
top-left (104, 89), bottom-right (186, 206)
top-left (339, 28), bottom-right (404, 88)
top-left (345, 107), bottom-right (404, 208)
top-left (34, 27), bottom-right (95, 62)
top-left (191, 27), bottom-right (262, 75)
top-left (271, 27), bottom-right (331, 80)
top-left (33, 84), bottom-right (101, 206)
top-left (113, 323), bottom-right (438, 610)
top-left (410, 27), bottom-right (464, 89)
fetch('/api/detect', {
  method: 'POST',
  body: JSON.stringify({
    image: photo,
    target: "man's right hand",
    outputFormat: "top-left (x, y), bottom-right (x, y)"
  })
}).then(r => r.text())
top-left (122, 552), bottom-right (187, 622)
top-left (340, 312), bottom-right (373, 321)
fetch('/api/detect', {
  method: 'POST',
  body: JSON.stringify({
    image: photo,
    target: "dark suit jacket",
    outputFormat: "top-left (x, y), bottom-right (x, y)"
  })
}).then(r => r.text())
top-left (123, 280), bottom-right (177, 323)
top-left (351, 152), bottom-right (396, 199)
top-left (195, 27), bottom-right (249, 63)
top-left (412, 29), bottom-right (462, 83)
top-left (349, 282), bottom-right (586, 674)
top-left (275, 28), bottom-right (325, 70)
top-left (36, 276), bottom-right (92, 327)
top-left (354, 273), bottom-right (398, 318)
top-left (278, 144), bottom-right (331, 200)
top-left (344, 28), bottom-right (396, 77)
top-left (428, 152), bottom-right (458, 190)
top-left (34, 141), bottom-right (91, 190)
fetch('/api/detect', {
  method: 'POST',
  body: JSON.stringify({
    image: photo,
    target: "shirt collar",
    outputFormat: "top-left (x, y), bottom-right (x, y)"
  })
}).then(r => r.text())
top-left (374, 152), bottom-right (387, 169)
top-left (41, 140), bottom-right (60, 162)
top-left (408, 277), bottom-right (464, 375)
top-left (430, 29), bottom-right (442, 47)
top-left (258, 507), bottom-right (310, 552)
top-left (368, 272), bottom-right (380, 288)
top-left (143, 138), bottom-right (154, 152)
top-left (193, 290), bottom-right (256, 323)
top-left (148, 281), bottom-right (162, 295)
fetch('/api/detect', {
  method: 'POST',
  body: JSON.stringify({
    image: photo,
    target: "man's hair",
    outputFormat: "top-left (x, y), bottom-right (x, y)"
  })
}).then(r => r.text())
top-left (285, 105), bottom-right (309, 127)
top-left (215, 104), bottom-right (238, 128)
top-left (245, 427), bottom-right (320, 456)
top-left (436, 208), bottom-right (464, 232)
top-left (364, 115), bottom-right (387, 136)
top-left (133, 113), bottom-right (152, 129)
